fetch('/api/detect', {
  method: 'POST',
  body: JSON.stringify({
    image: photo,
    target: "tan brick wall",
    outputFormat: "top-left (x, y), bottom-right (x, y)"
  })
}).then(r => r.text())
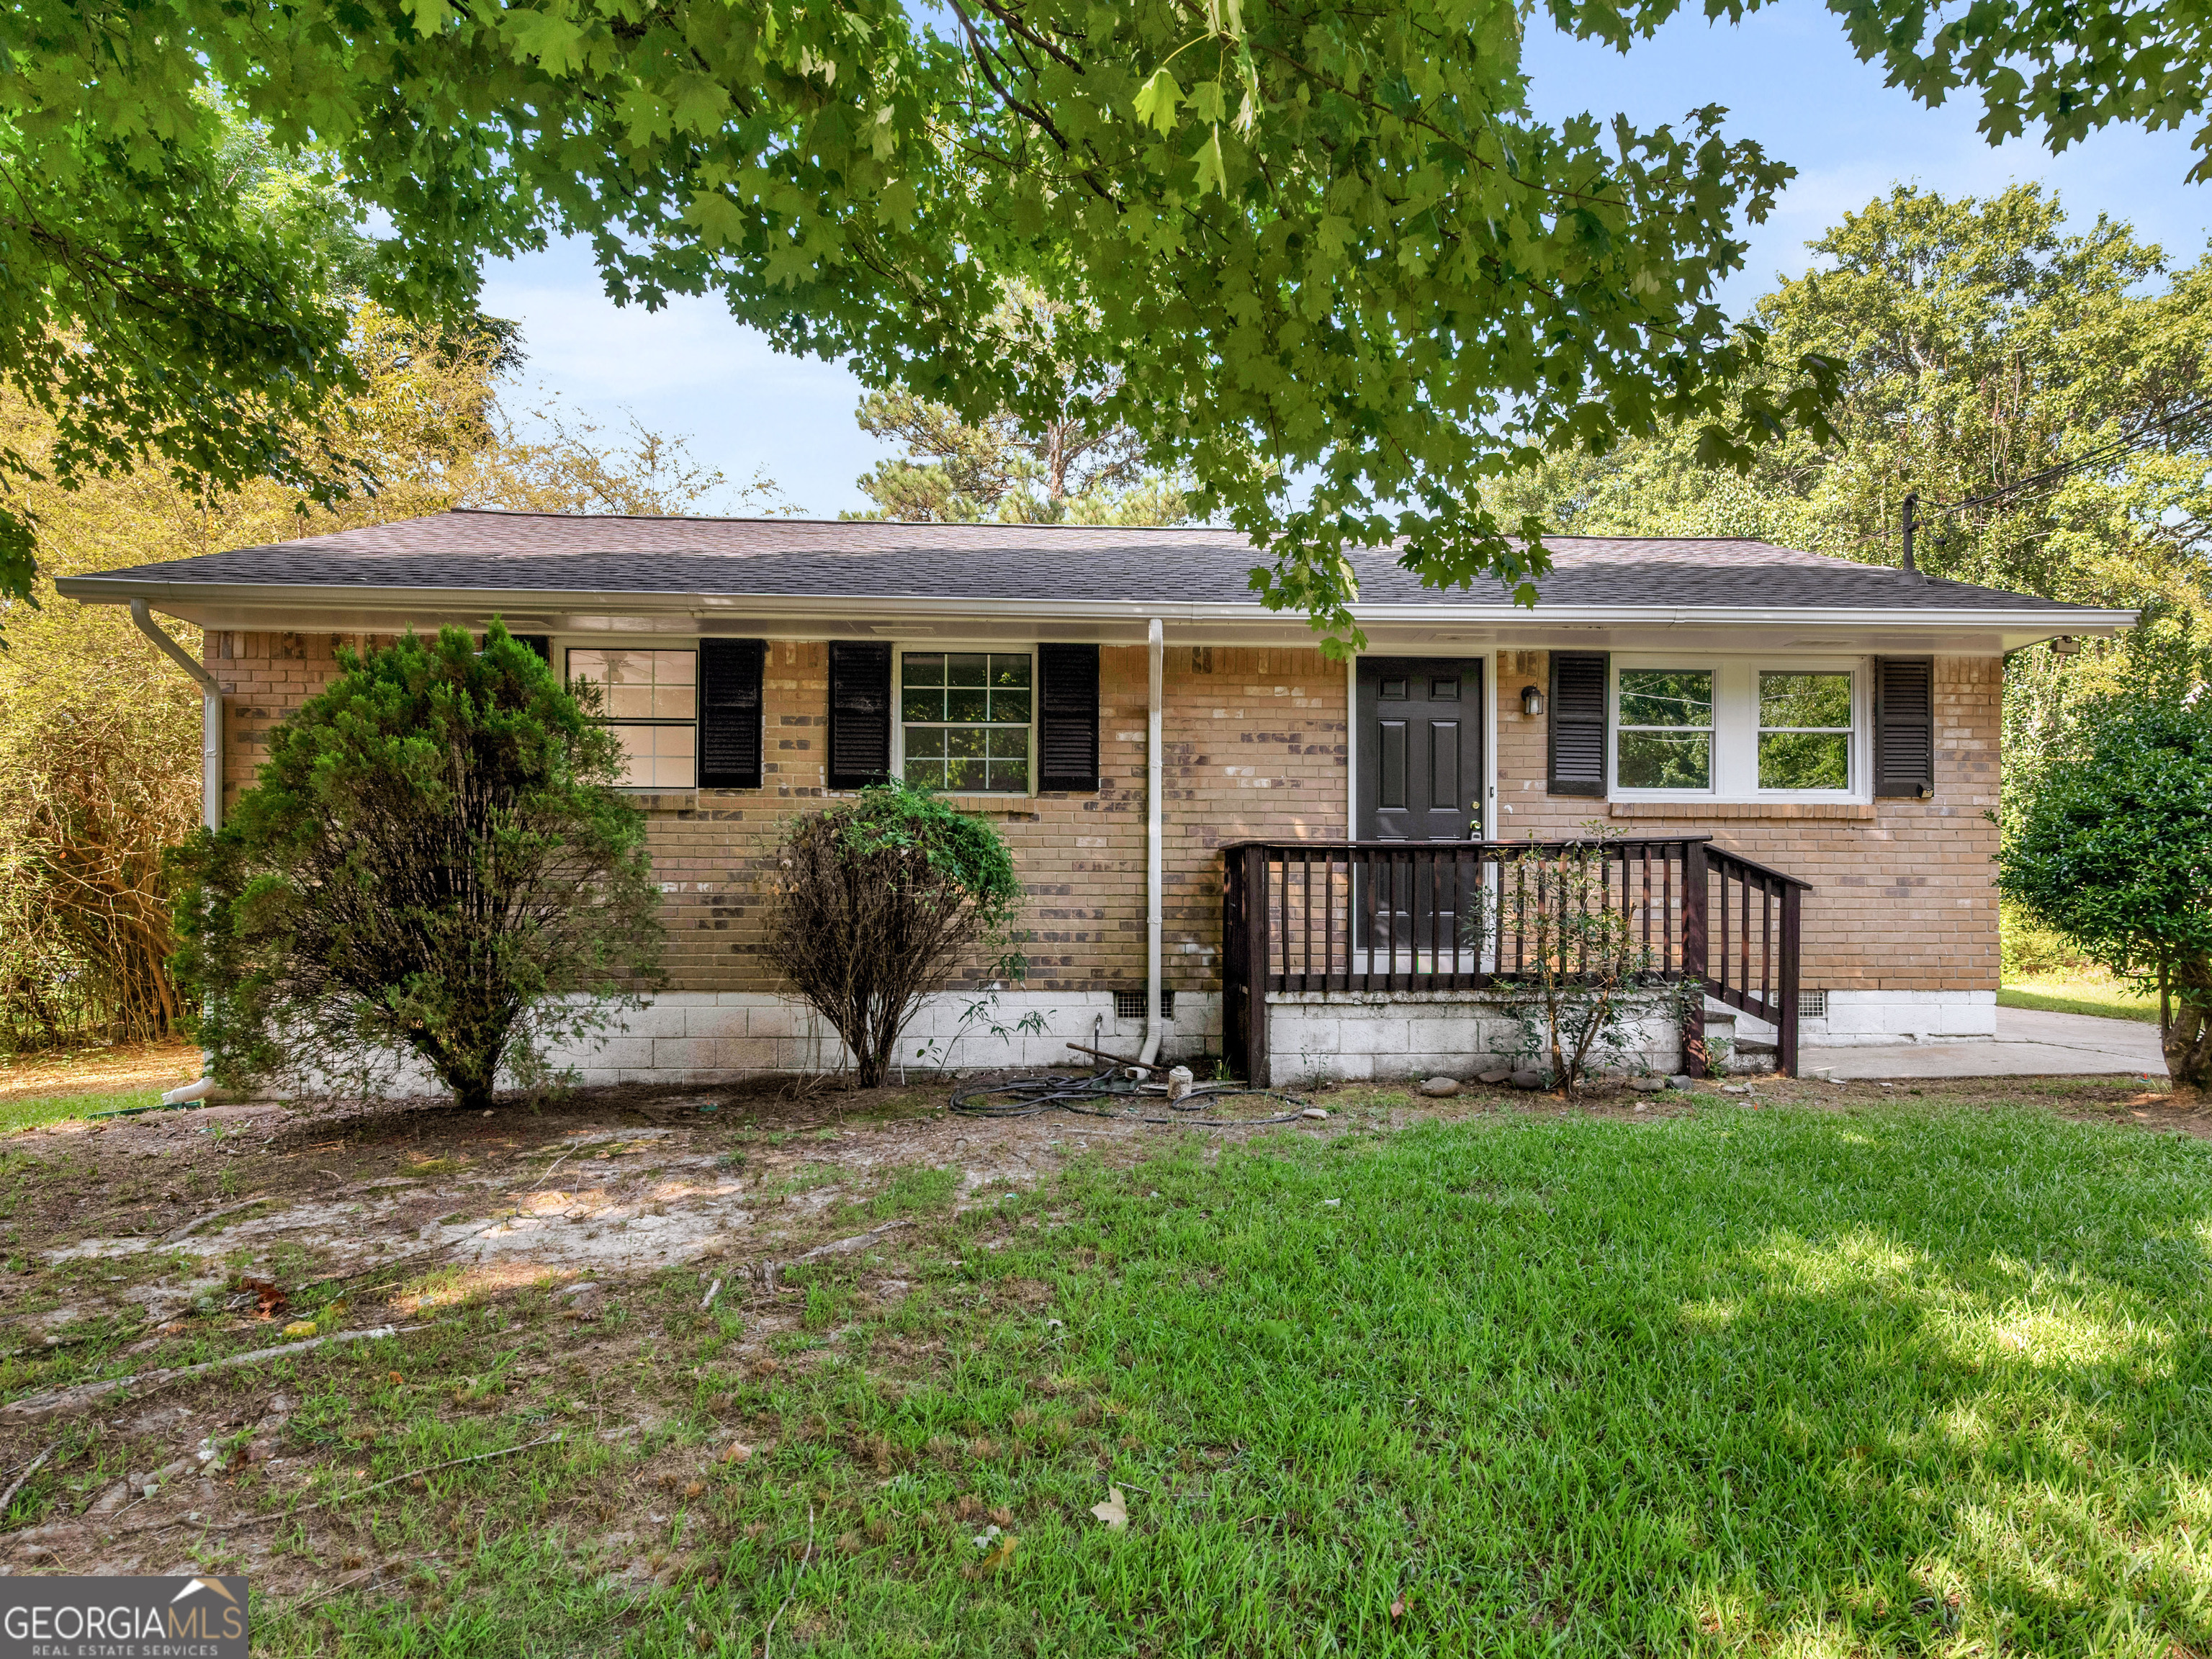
top-left (213, 630), bottom-right (390, 811)
top-left (206, 634), bottom-right (1349, 1002)
top-left (208, 634), bottom-right (1992, 1004)
top-left (1493, 649), bottom-right (2001, 993)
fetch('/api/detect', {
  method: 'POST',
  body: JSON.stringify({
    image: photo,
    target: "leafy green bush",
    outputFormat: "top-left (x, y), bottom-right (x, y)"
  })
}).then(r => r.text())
top-left (170, 621), bottom-right (665, 1109)
top-left (1998, 625), bottom-right (2212, 1100)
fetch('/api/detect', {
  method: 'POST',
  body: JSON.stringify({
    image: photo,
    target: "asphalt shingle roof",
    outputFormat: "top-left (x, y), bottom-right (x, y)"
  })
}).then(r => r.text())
top-left (69, 508), bottom-right (2099, 613)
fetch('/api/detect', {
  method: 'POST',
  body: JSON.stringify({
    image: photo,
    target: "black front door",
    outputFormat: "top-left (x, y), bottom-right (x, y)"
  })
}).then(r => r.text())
top-left (1357, 658), bottom-right (1483, 841)
top-left (1355, 659), bottom-right (1485, 961)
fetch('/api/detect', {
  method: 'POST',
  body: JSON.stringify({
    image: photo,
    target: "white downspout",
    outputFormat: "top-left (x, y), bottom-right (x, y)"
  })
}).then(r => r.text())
top-left (130, 599), bottom-right (221, 832)
top-left (1140, 617), bottom-right (1165, 1069)
top-left (131, 599), bottom-right (221, 1098)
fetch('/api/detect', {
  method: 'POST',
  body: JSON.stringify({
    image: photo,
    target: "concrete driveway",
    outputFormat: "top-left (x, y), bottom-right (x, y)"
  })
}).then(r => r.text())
top-left (1803, 1004), bottom-right (2164, 1080)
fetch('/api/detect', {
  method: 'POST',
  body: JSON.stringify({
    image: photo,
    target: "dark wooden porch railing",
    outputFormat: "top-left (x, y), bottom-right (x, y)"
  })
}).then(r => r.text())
top-left (1220, 835), bottom-right (1809, 1083)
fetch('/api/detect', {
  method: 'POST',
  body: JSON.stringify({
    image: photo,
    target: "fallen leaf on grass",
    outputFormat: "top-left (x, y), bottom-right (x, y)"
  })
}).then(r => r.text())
top-left (1390, 1595), bottom-right (1405, 1619)
top-left (1089, 1488), bottom-right (1128, 1529)
top-left (282, 1320), bottom-right (318, 1339)
top-left (235, 1275), bottom-right (288, 1319)
top-left (387, 1372), bottom-right (405, 1385)
top-left (962, 1532), bottom-right (1019, 1577)
top-left (719, 1442), bottom-right (752, 1465)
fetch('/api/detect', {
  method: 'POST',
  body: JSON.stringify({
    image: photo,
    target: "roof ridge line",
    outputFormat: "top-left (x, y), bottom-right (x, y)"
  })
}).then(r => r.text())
top-left (442, 508), bottom-right (1249, 531)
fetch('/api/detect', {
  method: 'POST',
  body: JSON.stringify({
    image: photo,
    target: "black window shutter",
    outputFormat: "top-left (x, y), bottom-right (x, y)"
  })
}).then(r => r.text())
top-left (1874, 656), bottom-right (1936, 798)
top-left (1038, 643), bottom-right (1101, 792)
top-left (513, 634), bottom-right (551, 662)
top-left (827, 642), bottom-right (893, 789)
top-left (1547, 651), bottom-right (1610, 797)
top-left (698, 638), bottom-right (766, 789)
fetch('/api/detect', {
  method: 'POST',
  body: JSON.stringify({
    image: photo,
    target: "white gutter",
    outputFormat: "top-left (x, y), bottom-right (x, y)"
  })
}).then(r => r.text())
top-left (1140, 616), bottom-right (1165, 1070)
top-left (53, 575), bottom-right (2139, 638)
top-left (130, 599), bottom-right (221, 830)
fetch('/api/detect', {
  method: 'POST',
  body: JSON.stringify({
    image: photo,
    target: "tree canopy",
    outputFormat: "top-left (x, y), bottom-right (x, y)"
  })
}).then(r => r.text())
top-left (13, 0), bottom-right (2212, 640)
top-left (1552, 0), bottom-right (2212, 182)
top-left (1492, 186), bottom-right (2212, 611)
top-left (848, 285), bottom-right (1187, 525)
top-left (9, 0), bottom-right (1845, 643)
top-left (0, 91), bottom-right (367, 609)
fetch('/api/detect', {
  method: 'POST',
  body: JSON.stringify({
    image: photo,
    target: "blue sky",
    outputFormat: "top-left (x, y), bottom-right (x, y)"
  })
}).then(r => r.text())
top-left (476, 9), bottom-right (2210, 518)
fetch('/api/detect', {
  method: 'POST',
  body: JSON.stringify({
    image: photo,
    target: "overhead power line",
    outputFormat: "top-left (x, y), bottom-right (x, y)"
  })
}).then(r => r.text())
top-left (1851, 391), bottom-right (2212, 553)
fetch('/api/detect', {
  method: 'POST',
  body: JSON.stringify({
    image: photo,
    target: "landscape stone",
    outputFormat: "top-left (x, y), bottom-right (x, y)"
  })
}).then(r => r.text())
top-left (1418, 1076), bottom-right (1460, 1097)
top-left (1476, 1069), bottom-right (1512, 1086)
top-left (1666, 1075), bottom-right (1694, 1090)
top-left (1627, 1077), bottom-right (1666, 1093)
top-left (1509, 1071), bottom-right (1546, 1090)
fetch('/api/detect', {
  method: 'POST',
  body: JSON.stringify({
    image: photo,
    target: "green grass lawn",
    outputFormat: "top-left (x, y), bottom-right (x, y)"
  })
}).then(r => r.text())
top-left (2000, 978), bottom-right (2162, 1024)
top-left (0, 1087), bottom-right (163, 1136)
top-left (208, 1100), bottom-right (2212, 1658)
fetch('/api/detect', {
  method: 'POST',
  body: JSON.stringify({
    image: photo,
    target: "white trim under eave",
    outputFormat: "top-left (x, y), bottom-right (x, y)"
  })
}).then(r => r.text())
top-left (53, 576), bottom-right (2141, 637)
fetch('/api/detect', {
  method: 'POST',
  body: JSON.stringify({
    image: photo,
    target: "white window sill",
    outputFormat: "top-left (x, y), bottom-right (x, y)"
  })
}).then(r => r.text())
top-left (1610, 801), bottom-right (1866, 814)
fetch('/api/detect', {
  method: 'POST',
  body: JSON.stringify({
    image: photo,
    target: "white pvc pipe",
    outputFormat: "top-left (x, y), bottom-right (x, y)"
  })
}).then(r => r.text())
top-left (130, 598), bottom-right (221, 832)
top-left (1140, 617), bottom-right (1165, 1069)
top-left (160, 1076), bottom-right (217, 1107)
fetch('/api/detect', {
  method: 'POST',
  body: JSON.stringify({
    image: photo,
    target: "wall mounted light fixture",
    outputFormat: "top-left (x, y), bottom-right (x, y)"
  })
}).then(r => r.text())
top-left (1520, 684), bottom-right (1546, 716)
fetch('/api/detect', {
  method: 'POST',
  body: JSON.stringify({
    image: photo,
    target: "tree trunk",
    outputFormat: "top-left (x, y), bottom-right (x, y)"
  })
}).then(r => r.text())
top-left (2165, 959), bottom-right (2212, 1106)
top-left (425, 1038), bottom-right (500, 1112)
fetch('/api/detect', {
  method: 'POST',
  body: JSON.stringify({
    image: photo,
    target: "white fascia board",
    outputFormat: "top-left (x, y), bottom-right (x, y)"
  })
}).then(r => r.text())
top-left (54, 575), bottom-right (2136, 639)
top-left (1346, 603), bottom-right (2139, 631)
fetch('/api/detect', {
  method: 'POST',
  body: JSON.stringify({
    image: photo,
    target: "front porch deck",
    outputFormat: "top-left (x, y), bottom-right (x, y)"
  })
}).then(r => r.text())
top-left (1220, 835), bottom-right (1810, 1084)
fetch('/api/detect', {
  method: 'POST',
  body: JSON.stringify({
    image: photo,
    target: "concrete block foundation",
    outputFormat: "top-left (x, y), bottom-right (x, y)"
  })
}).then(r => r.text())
top-left (1735, 989), bottom-right (2000, 1050)
top-left (1259, 989), bottom-right (1685, 1089)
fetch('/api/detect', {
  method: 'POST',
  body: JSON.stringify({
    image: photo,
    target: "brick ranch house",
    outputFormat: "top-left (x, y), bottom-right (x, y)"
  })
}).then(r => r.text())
top-left (60, 512), bottom-right (2131, 1086)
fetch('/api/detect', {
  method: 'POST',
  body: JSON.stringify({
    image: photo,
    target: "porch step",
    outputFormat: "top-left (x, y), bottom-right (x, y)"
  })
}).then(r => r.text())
top-left (1703, 1004), bottom-right (1779, 1075)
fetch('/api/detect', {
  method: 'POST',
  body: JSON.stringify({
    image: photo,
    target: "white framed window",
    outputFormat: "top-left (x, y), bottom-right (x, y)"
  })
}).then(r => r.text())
top-left (1757, 670), bottom-right (1853, 791)
top-left (1616, 667), bottom-right (1715, 791)
top-left (1611, 658), bottom-right (1864, 801)
top-left (896, 649), bottom-right (1034, 793)
top-left (566, 647), bottom-right (698, 789)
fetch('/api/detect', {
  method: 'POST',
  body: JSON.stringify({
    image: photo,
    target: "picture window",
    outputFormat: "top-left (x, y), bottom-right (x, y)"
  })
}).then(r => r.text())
top-left (1608, 660), bottom-right (1862, 800)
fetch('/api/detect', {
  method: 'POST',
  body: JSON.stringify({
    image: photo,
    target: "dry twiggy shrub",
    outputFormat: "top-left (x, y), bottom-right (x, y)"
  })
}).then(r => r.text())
top-left (764, 784), bottom-right (1022, 1088)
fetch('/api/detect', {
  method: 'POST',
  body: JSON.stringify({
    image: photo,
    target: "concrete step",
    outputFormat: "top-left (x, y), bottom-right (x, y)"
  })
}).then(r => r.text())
top-left (1702, 1004), bottom-right (1778, 1074)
